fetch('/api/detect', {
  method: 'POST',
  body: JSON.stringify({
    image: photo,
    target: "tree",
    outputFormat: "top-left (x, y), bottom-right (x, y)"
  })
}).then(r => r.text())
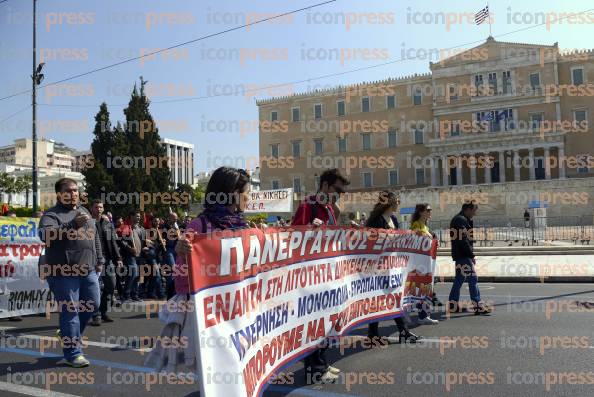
top-left (0, 173), bottom-right (17, 206)
top-left (15, 175), bottom-right (32, 208)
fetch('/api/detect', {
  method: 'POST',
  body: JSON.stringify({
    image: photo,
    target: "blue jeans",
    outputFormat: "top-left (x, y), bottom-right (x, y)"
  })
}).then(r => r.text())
top-left (123, 256), bottom-right (139, 300)
top-left (164, 249), bottom-right (176, 299)
top-left (46, 271), bottom-right (99, 360)
top-left (144, 249), bottom-right (163, 298)
top-left (448, 257), bottom-right (481, 304)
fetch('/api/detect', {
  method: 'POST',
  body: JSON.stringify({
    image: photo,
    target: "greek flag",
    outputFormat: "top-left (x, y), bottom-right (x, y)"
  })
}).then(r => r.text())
top-left (475, 5), bottom-right (489, 25)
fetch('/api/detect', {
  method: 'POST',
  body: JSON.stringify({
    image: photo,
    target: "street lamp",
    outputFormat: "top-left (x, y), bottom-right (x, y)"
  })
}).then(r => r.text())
top-left (31, 0), bottom-right (44, 212)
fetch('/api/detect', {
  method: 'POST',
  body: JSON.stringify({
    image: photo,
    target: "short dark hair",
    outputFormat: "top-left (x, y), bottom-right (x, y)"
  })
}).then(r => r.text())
top-left (461, 201), bottom-right (478, 211)
top-left (91, 199), bottom-right (103, 206)
top-left (55, 178), bottom-right (77, 193)
top-left (318, 168), bottom-right (350, 190)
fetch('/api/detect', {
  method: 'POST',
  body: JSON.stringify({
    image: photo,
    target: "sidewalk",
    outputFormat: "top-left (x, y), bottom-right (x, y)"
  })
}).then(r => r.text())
top-left (435, 245), bottom-right (594, 282)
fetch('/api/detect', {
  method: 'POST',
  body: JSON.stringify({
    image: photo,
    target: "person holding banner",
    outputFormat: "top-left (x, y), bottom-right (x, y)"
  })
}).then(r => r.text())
top-left (291, 168), bottom-right (350, 384)
top-left (39, 178), bottom-right (103, 368)
top-left (366, 191), bottom-right (423, 344)
top-left (145, 166), bottom-right (251, 375)
top-left (410, 203), bottom-right (440, 325)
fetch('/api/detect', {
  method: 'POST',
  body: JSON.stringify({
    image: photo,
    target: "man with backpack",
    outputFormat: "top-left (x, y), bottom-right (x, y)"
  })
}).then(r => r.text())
top-left (291, 168), bottom-right (349, 384)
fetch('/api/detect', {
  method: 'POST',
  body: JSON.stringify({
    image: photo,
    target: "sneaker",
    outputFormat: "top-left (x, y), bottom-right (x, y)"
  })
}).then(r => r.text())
top-left (55, 329), bottom-right (64, 347)
top-left (327, 366), bottom-right (340, 375)
top-left (319, 370), bottom-right (339, 384)
top-left (474, 305), bottom-right (492, 315)
top-left (417, 316), bottom-right (439, 325)
top-left (89, 317), bottom-right (101, 327)
top-left (447, 302), bottom-right (468, 313)
top-left (62, 355), bottom-right (90, 368)
top-left (101, 315), bottom-right (114, 323)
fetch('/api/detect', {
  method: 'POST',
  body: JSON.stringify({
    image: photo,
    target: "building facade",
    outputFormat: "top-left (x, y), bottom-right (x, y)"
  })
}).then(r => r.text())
top-left (161, 138), bottom-right (195, 188)
top-left (257, 38), bottom-right (594, 219)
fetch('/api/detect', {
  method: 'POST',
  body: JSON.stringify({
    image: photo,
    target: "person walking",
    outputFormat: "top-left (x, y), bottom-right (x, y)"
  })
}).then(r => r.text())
top-left (366, 191), bottom-right (423, 343)
top-left (410, 203), bottom-right (440, 325)
top-left (143, 217), bottom-right (166, 300)
top-left (39, 178), bottom-right (103, 367)
top-left (145, 166), bottom-right (251, 375)
top-left (161, 212), bottom-right (180, 299)
top-left (119, 211), bottom-right (147, 302)
top-left (90, 200), bottom-right (123, 326)
top-left (292, 168), bottom-right (349, 384)
top-left (448, 202), bottom-right (491, 315)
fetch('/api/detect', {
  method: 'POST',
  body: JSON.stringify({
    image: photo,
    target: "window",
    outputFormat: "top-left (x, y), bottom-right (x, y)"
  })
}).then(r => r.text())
top-left (415, 168), bottom-right (425, 185)
top-left (389, 170), bottom-right (398, 186)
top-left (270, 111), bottom-right (278, 121)
top-left (503, 71), bottom-right (512, 94)
top-left (270, 144), bottom-right (279, 158)
top-left (293, 177), bottom-right (301, 194)
top-left (451, 121), bottom-right (461, 136)
top-left (413, 87), bottom-right (422, 105)
top-left (362, 133), bottom-right (371, 150)
top-left (489, 111), bottom-right (501, 132)
top-left (361, 97), bottom-right (370, 112)
top-left (488, 72), bottom-right (497, 94)
top-left (502, 108), bottom-right (515, 131)
top-left (574, 110), bottom-right (587, 128)
top-left (387, 95), bottom-right (396, 109)
top-left (572, 67), bottom-right (584, 85)
top-left (314, 104), bottom-right (323, 119)
top-left (529, 72), bottom-right (540, 89)
top-left (387, 129), bottom-right (397, 148)
top-left (291, 107), bottom-right (300, 122)
top-left (337, 100), bottom-right (345, 116)
top-left (447, 84), bottom-right (458, 102)
top-left (338, 137), bottom-right (347, 153)
top-left (474, 74), bottom-right (484, 95)
top-left (530, 113), bottom-right (544, 131)
top-left (414, 129), bottom-right (424, 144)
top-left (291, 141), bottom-right (301, 158)
top-left (271, 180), bottom-right (280, 190)
top-left (314, 138), bottom-right (324, 155)
top-left (362, 172), bottom-right (373, 188)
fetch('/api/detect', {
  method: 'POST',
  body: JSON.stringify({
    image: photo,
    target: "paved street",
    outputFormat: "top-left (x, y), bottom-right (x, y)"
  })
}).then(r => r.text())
top-left (1, 283), bottom-right (593, 397)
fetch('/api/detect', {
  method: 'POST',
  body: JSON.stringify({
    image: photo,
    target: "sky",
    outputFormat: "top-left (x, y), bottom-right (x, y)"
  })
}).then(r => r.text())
top-left (1, 0), bottom-right (593, 172)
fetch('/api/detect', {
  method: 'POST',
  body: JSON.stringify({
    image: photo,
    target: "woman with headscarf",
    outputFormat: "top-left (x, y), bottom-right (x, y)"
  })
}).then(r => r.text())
top-left (145, 166), bottom-right (250, 375)
top-left (366, 191), bottom-right (421, 344)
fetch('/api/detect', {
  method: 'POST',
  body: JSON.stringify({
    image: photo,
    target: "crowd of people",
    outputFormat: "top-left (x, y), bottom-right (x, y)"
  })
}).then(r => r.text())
top-left (34, 166), bottom-right (491, 379)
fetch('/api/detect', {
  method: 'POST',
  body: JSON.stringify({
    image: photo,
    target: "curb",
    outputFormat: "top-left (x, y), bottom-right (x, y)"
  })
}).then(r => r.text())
top-left (436, 276), bottom-right (594, 283)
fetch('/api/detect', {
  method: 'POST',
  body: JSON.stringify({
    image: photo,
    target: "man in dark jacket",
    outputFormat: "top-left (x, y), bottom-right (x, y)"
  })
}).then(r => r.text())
top-left (90, 200), bottom-right (123, 325)
top-left (292, 168), bottom-right (349, 384)
top-left (39, 178), bottom-right (103, 368)
top-left (119, 211), bottom-right (147, 302)
top-left (448, 202), bottom-right (490, 314)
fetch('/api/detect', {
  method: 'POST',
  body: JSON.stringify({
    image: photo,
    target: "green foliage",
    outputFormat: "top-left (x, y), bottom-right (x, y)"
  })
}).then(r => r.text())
top-left (84, 78), bottom-right (173, 218)
top-left (246, 213), bottom-right (267, 224)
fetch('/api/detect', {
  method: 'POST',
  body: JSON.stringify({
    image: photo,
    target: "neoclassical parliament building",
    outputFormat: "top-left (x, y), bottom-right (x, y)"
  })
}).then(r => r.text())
top-left (257, 38), bottom-right (594, 221)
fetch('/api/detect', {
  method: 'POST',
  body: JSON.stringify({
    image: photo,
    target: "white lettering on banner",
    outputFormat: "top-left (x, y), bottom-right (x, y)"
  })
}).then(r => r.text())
top-left (190, 226), bottom-right (437, 397)
top-left (0, 217), bottom-right (51, 318)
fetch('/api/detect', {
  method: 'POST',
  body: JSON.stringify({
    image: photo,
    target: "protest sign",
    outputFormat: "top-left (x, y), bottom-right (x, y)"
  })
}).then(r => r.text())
top-left (0, 217), bottom-right (50, 318)
top-left (245, 189), bottom-right (293, 213)
top-left (187, 226), bottom-right (436, 396)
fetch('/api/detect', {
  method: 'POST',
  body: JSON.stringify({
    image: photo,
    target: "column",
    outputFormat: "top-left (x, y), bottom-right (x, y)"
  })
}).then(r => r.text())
top-left (442, 155), bottom-right (449, 186)
top-left (431, 156), bottom-right (437, 186)
top-left (513, 150), bottom-right (521, 181)
top-left (484, 152), bottom-right (491, 184)
top-left (558, 145), bottom-right (566, 178)
top-left (174, 146), bottom-right (180, 187)
top-left (528, 148), bottom-right (535, 180)
top-left (544, 147), bottom-right (551, 180)
top-left (456, 156), bottom-right (463, 185)
top-left (470, 154), bottom-right (477, 184)
top-left (499, 151), bottom-right (506, 183)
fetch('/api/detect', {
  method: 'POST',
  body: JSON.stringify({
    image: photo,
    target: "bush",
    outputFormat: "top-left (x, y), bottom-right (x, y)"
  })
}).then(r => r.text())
top-left (12, 207), bottom-right (34, 217)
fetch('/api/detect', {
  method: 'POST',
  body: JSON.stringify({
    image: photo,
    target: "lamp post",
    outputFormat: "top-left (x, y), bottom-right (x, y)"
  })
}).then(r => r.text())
top-left (31, 0), bottom-right (44, 212)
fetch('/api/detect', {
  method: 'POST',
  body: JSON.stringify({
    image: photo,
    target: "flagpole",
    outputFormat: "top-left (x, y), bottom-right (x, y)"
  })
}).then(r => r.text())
top-left (488, 3), bottom-right (492, 37)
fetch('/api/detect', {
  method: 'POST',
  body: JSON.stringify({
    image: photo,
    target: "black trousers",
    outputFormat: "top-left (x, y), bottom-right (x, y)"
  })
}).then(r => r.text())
top-left (304, 345), bottom-right (329, 375)
top-left (368, 316), bottom-right (408, 337)
top-left (94, 261), bottom-right (116, 318)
